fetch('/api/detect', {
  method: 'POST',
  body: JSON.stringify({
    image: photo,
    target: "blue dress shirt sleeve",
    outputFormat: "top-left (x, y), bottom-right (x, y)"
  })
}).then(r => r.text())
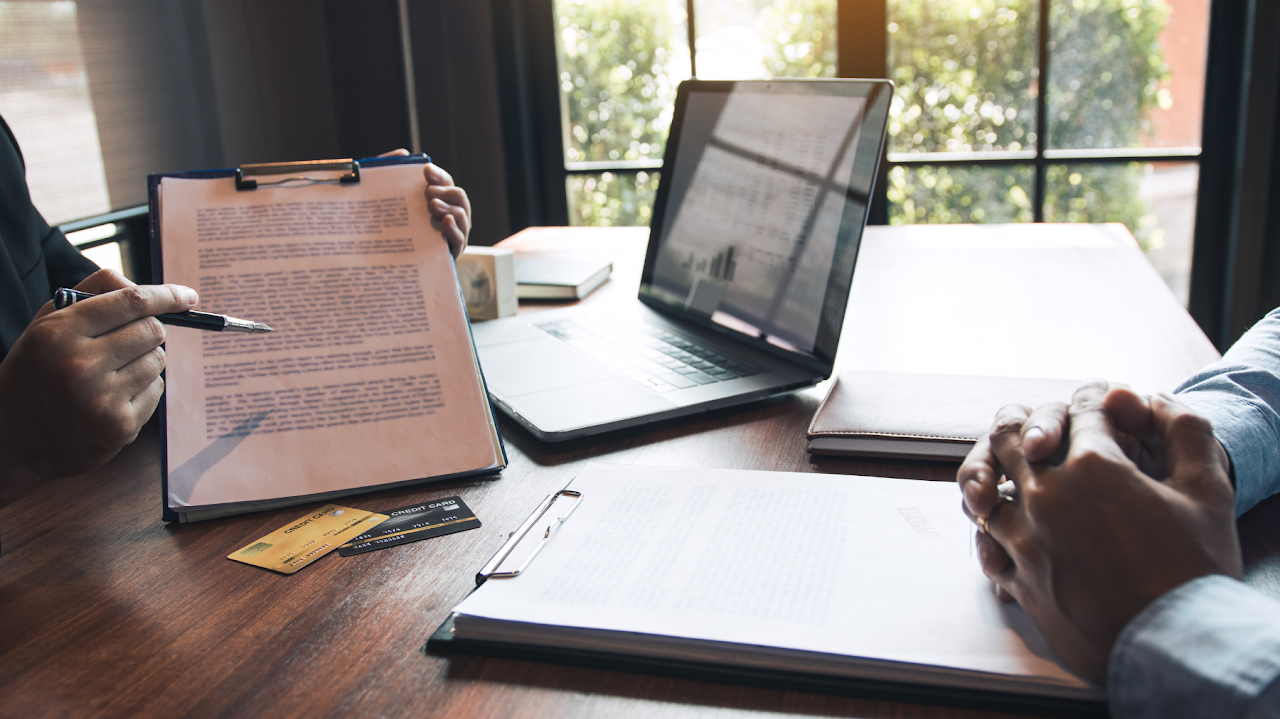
top-left (1108, 576), bottom-right (1280, 719)
top-left (1103, 309), bottom-right (1280, 717)
top-left (1177, 307), bottom-right (1280, 517)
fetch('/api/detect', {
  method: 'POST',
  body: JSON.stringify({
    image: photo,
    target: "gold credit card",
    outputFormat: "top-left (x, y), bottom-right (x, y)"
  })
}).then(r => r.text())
top-left (228, 504), bottom-right (388, 574)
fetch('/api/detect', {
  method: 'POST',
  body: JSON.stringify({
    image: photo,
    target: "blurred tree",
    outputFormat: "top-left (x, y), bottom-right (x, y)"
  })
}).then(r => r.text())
top-left (558, 0), bottom-right (1169, 238)
top-left (887, 0), bottom-right (1171, 248)
top-left (756, 0), bottom-right (838, 78)
top-left (556, 0), bottom-right (688, 167)
top-left (557, 0), bottom-right (836, 225)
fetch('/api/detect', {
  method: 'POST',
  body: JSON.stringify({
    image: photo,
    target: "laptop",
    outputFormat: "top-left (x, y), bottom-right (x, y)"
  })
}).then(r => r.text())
top-left (472, 78), bottom-right (892, 441)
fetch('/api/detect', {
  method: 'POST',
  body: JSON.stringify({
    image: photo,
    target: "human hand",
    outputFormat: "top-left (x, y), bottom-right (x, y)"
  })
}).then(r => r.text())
top-left (375, 150), bottom-right (471, 259)
top-left (958, 383), bottom-right (1241, 684)
top-left (424, 163), bottom-right (470, 259)
top-left (0, 269), bottom-right (199, 482)
top-left (958, 381), bottom-right (1168, 537)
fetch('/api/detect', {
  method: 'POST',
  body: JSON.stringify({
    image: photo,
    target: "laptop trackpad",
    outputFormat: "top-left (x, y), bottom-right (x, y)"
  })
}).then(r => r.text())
top-left (517, 379), bottom-right (677, 433)
top-left (482, 337), bottom-right (619, 396)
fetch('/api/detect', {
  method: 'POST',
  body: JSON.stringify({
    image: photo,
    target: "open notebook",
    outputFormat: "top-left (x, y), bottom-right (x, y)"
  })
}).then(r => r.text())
top-left (432, 464), bottom-right (1103, 712)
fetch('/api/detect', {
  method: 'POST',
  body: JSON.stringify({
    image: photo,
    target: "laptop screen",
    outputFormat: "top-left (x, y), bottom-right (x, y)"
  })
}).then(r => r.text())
top-left (638, 80), bottom-right (889, 368)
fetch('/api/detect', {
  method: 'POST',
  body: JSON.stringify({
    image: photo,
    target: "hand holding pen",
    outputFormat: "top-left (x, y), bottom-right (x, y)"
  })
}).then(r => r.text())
top-left (54, 288), bottom-right (273, 333)
top-left (0, 271), bottom-right (220, 481)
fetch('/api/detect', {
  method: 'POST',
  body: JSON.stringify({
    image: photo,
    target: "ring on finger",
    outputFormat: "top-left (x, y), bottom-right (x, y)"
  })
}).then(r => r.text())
top-left (996, 479), bottom-right (1019, 503)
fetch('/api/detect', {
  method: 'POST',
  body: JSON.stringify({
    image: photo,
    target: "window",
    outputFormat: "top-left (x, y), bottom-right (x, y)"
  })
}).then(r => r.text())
top-left (554, 0), bottom-right (836, 225)
top-left (0, 2), bottom-right (111, 225)
top-left (887, 0), bottom-right (1208, 304)
top-left (547, 0), bottom-right (1208, 305)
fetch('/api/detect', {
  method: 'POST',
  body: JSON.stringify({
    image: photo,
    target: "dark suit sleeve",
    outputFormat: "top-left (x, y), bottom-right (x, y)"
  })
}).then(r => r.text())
top-left (40, 224), bottom-right (99, 290)
top-left (0, 115), bottom-right (99, 357)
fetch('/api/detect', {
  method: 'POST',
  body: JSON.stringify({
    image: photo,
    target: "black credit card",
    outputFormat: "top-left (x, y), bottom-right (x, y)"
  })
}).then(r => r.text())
top-left (338, 496), bottom-right (480, 556)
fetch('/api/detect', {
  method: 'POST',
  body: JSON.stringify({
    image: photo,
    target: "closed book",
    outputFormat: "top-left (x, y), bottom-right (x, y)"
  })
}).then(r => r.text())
top-left (515, 252), bottom-right (612, 299)
top-left (806, 372), bottom-right (1084, 460)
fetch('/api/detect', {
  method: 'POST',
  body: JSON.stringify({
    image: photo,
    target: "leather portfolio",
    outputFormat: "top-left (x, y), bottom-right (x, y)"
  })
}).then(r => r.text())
top-left (806, 372), bottom-right (1086, 460)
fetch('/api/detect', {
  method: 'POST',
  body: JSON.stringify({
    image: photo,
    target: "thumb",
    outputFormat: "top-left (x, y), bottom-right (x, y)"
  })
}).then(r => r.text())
top-left (1151, 393), bottom-right (1231, 503)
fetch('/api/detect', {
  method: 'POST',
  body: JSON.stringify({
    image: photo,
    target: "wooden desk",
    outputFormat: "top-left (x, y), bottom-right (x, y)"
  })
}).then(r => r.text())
top-left (2, 225), bottom-right (1274, 718)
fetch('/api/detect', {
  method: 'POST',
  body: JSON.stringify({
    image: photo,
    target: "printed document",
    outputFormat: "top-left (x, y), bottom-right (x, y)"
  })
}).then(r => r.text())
top-left (452, 463), bottom-right (1099, 700)
top-left (159, 164), bottom-right (500, 513)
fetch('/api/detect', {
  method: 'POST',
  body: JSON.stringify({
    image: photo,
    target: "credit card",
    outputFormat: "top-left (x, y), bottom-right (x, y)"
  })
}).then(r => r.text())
top-left (229, 504), bottom-right (388, 574)
top-left (338, 496), bottom-right (480, 556)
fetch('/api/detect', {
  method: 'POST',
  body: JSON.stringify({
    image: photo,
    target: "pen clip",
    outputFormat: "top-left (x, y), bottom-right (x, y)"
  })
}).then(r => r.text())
top-left (475, 489), bottom-right (583, 586)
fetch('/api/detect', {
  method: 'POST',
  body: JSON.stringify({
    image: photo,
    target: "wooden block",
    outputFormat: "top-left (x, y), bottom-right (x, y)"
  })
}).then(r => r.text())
top-left (458, 246), bottom-right (518, 321)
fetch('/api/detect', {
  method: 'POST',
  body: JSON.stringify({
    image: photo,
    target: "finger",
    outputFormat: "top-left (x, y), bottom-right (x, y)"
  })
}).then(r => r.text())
top-left (429, 197), bottom-right (465, 222)
top-left (1105, 387), bottom-right (1167, 477)
top-left (439, 214), bottom-right (465, 258)
top-left (1103, 388), bottom-right (1155, 439)
top-left (975, 529), bottom-right (1014, 580)
top-left (1150, 393), bottom-right (1231, 501)
top-left (96, 316), bottom-right (168, 370)
top-left (113, 345), bottom-right (166, 398)
top-left (426, 186), bottom-right (473, 225)
top-left (988, 404), bottom-right (1034, 490)
top-left (996, 585), bottom-right (1016, 603)
top-left (424, 163), bottom-right (454, 187)
top-left (984, 406), bottom-right (1036, 548)
top-left (376, 148), bottom-right (410, 157)
top-left (1021, 402), bottom-right (1069, 463)
top-left (958, 433), bottom-right (1004, 519)
top-left (431, 199), bottom-right (470, 242)
top-left (426, 184), bottom-right (470, 210)
top-left (128, 374), bottom-right (166, 427)
top-left (1065, 379), bottom-right (1123, 461)
top-left (75, 268), bottom-right (137, 294)
top-left (70, 285), bottom-right (198, 338)
top-left (447, 203), bottom-right (470, 240)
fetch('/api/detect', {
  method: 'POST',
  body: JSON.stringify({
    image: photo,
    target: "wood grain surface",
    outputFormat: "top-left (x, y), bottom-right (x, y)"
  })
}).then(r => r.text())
top-left (0, 225), bottom-right (1264, 719)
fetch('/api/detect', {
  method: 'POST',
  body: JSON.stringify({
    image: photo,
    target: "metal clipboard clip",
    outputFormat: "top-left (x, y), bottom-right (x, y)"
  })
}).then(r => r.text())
top-left (476, 489), bottom-right (583, 586)
top-left (235, 158), bottom-right (361, 190)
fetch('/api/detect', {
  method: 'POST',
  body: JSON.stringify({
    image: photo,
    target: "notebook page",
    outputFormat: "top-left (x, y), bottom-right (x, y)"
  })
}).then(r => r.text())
top-left (159, 164), bottom-right (498, 509)
top-left (454, 463), bottom-right (1092, 692)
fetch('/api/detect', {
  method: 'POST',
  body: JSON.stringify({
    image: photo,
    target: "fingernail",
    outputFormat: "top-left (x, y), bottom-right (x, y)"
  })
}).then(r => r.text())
top-left (176, 286), bottom-right (198, 304)
top-left (1024, 426), bottom-right (1044, 443)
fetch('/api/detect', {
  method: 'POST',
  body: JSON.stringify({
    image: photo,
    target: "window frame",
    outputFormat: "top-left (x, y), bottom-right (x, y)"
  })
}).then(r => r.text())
top-left (530, 0), bottom-right (1204, 224)
top-left (495, 0), bottom-right (1252, 344)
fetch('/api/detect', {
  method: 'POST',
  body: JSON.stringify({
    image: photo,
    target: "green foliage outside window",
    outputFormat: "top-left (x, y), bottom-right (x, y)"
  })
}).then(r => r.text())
top-left (890, 163), bottom-right (1035, 223)
top-left (556, 0), bottom-right (688, 166)
top-left (557, 0), bottom-right (836, 225)
top-left (567, 170), bottom-right (663, 225)
top-left (888, 0), bottom-right (1172, 249)
top-left (559, 0), bottom-right (1173, 243)
top-left (753, 0), bottom-right (838, 78)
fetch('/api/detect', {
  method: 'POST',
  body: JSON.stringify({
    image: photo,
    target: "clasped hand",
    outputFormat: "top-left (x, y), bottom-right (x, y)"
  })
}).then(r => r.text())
top-left (957, 381), bottom-right (1242, 685)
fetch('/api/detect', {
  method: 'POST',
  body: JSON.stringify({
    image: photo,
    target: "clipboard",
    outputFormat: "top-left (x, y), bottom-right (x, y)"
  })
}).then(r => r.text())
top-left (147, 155), bottom-right (508, 523)
top-left (426, 464), bottom-right (1106, 718)
top-left (425, 616), bottom-right (1104, 718)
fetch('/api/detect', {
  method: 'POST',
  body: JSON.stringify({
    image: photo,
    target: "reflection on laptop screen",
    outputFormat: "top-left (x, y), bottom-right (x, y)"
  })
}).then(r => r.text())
top-left (645, 85), bottom-right (872, 355)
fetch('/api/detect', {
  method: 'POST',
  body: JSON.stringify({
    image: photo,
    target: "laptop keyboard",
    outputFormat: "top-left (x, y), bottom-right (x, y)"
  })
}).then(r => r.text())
top-left (534, 318), bottom-right (759, 392)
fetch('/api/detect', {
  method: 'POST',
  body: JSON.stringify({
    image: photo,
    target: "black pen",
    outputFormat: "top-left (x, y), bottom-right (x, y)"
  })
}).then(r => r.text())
top-left (53, 288), bottom-right (274, 334)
